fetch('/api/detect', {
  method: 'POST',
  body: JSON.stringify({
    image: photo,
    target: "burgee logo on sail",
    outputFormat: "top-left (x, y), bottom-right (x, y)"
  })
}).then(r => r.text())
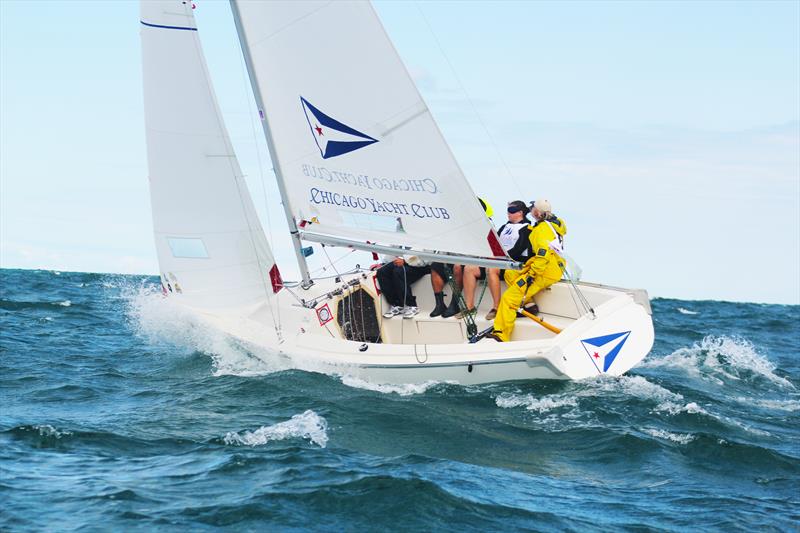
top-left (301, 97), bottom-right (378, 159)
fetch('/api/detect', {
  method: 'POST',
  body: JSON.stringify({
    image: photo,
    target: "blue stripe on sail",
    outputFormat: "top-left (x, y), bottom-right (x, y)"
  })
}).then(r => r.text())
top-left (140, 20), bottom-right (197, 32)
top-left (324, 139), bottom-right (378, 159)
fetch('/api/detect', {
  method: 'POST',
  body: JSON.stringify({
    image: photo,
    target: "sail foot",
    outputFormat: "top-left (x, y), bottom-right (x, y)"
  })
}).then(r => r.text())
top-left (299, 231), bottom-right (521, 271)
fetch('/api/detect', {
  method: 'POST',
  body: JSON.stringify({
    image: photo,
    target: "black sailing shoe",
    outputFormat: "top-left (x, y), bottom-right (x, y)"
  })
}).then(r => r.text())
top-left (429, 292), bottom-right (446, 317)
top-left (441, 295), bottom-right (461, 318)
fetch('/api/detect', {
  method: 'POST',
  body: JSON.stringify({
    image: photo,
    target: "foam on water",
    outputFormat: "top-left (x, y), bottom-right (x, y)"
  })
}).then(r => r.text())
top-left (57, 300), bottom-right (71, 307)
top-left (495, 393), bottom-right (578, 413)
top-left (496, 375), bottom-right (707, 419)
top-left (123, 282), bottom-right (281, 377)
top-left (642, 428), bottom-right (695, 444)
top-left (653, 400), bottom-right (708, 416)
top-left (642, 335), bottom-right (793, 388)
top-left (223, 410), bottom-right (329, 448)
top-left (735, 397), bottom-right (800, 412)
top-left (677, 307), bottom-right (698, 315)
top-left (31, 424), bottom-right (72, 438)
top-left (591, 375), bottom-right (679, 402)
top-left (339, 375), bottom-right (449, 396)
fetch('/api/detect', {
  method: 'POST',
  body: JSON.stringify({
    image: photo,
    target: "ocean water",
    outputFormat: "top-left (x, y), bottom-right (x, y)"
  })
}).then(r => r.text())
top-left (1, 268), bottom-right (798, 531)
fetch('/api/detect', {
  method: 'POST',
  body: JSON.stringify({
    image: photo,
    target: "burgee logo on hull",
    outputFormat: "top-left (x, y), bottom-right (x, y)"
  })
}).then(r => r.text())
top-left (301, 97), bottom-right (378, 159)
top-left (580, 331), bottom-right (631, 373)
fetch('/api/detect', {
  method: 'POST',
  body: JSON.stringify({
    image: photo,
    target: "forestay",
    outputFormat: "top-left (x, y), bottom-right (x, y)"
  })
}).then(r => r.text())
top-left (141, 0), bottom-right (280, 310)
top-left (230, 0), bottom-right (507, 262)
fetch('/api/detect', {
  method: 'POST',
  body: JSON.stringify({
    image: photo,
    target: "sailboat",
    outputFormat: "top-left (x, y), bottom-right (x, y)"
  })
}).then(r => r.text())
top-left (140, 0), bottom-right (654, 385)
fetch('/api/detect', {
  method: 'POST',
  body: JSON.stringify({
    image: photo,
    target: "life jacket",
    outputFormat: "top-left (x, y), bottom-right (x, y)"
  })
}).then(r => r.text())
top-left (497, 222), bottom-right (529, 253)
top-left (525, 214), bottom-right (568, 279)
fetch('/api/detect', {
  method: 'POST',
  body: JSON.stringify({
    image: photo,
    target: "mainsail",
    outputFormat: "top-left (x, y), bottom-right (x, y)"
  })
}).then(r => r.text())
top-left (140, 0), bottom-right (280, 309)
top-left (230, 1), bottom-right (510, 269)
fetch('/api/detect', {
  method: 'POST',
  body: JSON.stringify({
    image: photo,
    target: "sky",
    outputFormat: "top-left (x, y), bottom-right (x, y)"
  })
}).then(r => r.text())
top-left (1, 0), bottom-right (798, 304)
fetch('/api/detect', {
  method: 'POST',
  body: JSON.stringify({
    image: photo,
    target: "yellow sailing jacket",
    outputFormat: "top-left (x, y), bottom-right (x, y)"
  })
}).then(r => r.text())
top-left (523, 215), bottom-right (567, 279)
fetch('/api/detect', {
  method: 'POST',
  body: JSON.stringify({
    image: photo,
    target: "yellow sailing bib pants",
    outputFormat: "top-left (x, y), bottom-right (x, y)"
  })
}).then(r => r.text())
top-left (492, 269), bottom-right (561, 342)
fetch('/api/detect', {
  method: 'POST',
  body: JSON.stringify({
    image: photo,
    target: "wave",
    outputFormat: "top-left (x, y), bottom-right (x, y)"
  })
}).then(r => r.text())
top-left (735, 397), bottom-right (800, 412)
top-left (339, 376), bottom-right (449, 396)
top-left (3, 424), bottom-right (179, 452)
top-left (0, 299), bottom-right (76, 311)
top-left (642, 335), bottom-right (794, 389)
top-left (641, 428), bottom-right (695, 444)
top-left (677, 307), bottom-right (698, 315)
top-left (175, 471), bottom-right (549, 530)
top-left (122, 281), bottom-right (283, 377)
top-left (495, 393), bottom-right (578, 413)
top-left (495, 375), bottom-right (705, 418)
top-left (223, 410), bottom-right (329, 448)
top-left (18, 424), bottom-right (72, 439)
top-left (492, 374), bottom-right (784, 439)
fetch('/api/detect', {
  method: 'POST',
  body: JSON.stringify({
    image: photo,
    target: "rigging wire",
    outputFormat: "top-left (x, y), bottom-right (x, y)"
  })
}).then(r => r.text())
top-left (236, 39), bottom-right (282, 330)
top-left (281, 284), bottom-right (309, 308)
top-left (566, 272), bottom-right (596, 319)
top-left (314, 247), bottom-right (356, 276)
top-left (414, 2), bottom-right (526, 199)
top-left (321, 245), bottom-right (343, 278)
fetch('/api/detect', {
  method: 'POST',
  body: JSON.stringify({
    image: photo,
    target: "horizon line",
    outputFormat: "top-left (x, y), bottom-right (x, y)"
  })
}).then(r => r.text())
top-left (1, 265), bottom-right (796, 307)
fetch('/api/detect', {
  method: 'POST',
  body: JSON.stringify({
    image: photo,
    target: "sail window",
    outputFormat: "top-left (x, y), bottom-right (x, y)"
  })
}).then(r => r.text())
top-left (339, 211), bottom-right (405, 233)
top-left (167, 237), bottom-right (209, 259)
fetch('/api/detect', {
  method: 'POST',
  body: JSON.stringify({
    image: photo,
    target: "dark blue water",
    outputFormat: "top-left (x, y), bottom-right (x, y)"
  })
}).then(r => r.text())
top-left (1, 268), bottom-right (798, 531)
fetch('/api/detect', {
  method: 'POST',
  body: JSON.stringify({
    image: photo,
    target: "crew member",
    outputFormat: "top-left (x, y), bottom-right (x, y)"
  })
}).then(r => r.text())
top-left (469, 200), bottom-right (531, 320)
top-left (429, 196), bottom-right (494, 317)
top-left (490, 198), bottom-right (567, 342)
top-left (377, 255), bottom-right (432, 319)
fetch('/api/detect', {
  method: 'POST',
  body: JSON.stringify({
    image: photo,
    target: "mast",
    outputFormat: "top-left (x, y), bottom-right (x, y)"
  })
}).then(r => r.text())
top-left (229, 0), bottom-right (314, 289)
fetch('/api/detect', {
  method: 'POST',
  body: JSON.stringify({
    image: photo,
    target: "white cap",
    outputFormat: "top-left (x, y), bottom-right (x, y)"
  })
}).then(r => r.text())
top-left (531, 198), bottom-right (552, 214)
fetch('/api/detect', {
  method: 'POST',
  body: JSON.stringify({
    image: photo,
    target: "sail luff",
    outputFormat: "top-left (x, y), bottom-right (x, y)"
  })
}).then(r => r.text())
top-left (229, 0), bottom-right (314, 288)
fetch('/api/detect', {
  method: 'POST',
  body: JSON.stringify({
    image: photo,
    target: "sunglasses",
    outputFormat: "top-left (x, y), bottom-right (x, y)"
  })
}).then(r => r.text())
top-left (507, 206), bottom-right (523, 213)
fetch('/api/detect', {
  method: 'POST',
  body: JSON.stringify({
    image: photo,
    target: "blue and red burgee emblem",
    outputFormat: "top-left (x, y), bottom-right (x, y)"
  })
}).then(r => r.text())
top-left (301, 97), bottom-right (378, 159)
top-left (580, 331), bottom-right (631, 373)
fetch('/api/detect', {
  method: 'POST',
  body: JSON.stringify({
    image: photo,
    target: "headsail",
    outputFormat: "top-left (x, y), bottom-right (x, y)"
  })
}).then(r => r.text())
top-left (141, 0), bottom-right (280, 310)
top-left (230, 1), bottom-right (509, 265)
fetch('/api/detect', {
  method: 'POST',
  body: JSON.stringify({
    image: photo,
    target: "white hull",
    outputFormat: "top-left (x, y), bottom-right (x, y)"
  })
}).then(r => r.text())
top-left (190, 272), bottom-right (655, 385)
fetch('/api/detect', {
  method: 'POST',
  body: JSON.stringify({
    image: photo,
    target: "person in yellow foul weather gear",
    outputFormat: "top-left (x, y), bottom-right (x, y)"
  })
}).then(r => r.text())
top-left (490, 198), bottom-right (567, 342)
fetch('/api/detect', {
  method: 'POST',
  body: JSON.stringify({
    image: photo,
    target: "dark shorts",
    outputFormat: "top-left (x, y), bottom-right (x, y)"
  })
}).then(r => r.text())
top-left (430, 262), bottom-right (485, 281)
top-left (430, 262), bottom-right (447, 280)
